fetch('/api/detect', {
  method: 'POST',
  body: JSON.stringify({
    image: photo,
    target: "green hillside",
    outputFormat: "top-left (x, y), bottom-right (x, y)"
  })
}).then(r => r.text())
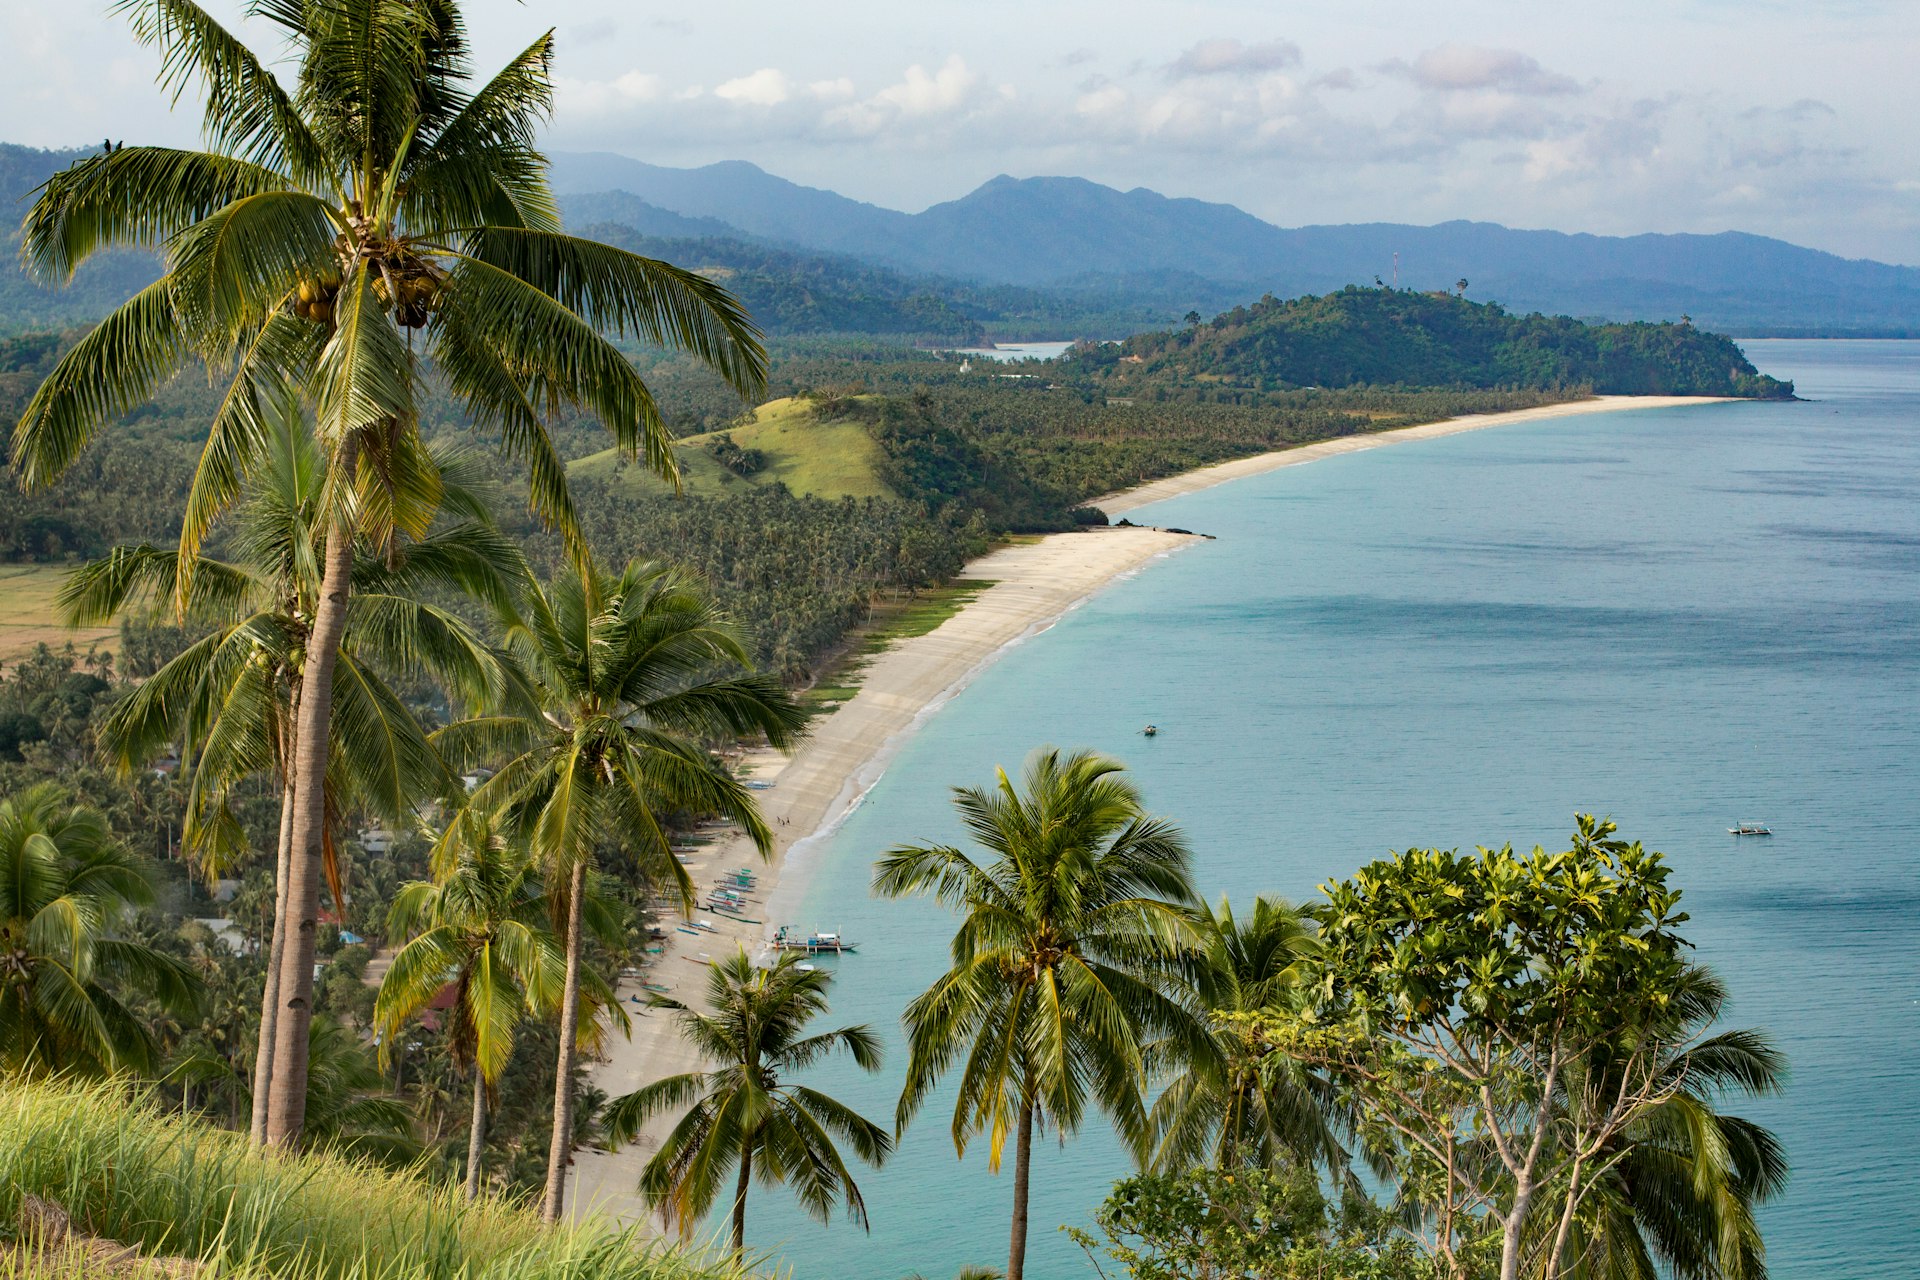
top-left (570, 396), bottom-right (894, 500)
top-left (1067, 286), bottom-right (1796, 400)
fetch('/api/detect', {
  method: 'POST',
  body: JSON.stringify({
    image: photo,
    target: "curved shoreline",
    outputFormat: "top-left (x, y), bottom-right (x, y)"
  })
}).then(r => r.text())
top-left (565, 392), bottom-right (1732, 1223)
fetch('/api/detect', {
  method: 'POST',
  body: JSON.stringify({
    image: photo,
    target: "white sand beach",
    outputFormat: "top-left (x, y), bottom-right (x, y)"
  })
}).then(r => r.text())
top-left (565, 393), bottom-right (1729, 1224)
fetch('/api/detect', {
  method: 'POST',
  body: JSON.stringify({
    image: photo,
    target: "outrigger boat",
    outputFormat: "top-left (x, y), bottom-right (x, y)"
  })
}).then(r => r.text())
top-left (1729, 821), bottom-right (1773, 836)
top-left (772, 925), bottom-right (859, 955)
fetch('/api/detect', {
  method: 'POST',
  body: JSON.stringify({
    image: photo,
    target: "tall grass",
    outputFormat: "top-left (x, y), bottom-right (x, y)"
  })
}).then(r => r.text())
top-left (0, 1078), bottom-right (745, 1280)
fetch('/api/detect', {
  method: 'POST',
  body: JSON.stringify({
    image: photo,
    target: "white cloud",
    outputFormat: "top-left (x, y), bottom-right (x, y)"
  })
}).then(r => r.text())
top-left (556, 69), bottom-right (665, 113)
top-left (715, 67), bottom-right (794, 106)
top-left (1167, 38), bottom-right (1301, 79)
top-left (821, 55), bottom-right (993, 137)
top-left (873, 55), bottom-right (979, 116)
top-left (1389, 45), bottom-right (1581, 96)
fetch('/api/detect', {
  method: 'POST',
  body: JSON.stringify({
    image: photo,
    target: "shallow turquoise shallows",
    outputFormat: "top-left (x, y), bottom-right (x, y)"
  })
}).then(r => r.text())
top-left (733, 340), bottom-right (1920, 1279)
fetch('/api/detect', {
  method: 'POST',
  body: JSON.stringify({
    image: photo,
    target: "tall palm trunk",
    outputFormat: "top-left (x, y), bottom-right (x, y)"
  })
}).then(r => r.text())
top-left (542, 858), bottom-right (588, 1222)
top-left (1007, 1096), bottom-right (1035, 1280)
top-left (250, 709), bottom-right (299, 1145)
top-left (730, 1140), bottom-right (753, 1251)
top-left (466, 1072), bottom-right (488, 1201)
top-left (265, 519), bottom-right (354, 1147)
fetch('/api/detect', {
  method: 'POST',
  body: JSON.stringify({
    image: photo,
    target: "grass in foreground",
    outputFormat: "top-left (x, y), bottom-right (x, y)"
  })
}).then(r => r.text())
top-left (0, 1078), bottom-right (744, 1280)
top-left (0, 566), bottom-right (115, 665)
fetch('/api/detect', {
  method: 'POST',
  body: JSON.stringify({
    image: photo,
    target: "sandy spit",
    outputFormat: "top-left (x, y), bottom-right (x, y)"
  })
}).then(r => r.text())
top-left (565, 393), bottom-right (1731, 1224)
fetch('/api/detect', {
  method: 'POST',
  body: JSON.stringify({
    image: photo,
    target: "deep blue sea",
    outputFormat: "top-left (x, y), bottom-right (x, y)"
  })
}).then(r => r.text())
top-left (746, 340), bottom-right (1920, 1279)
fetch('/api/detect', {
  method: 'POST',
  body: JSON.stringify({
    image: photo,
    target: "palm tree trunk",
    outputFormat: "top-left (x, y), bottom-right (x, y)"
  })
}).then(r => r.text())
top-left (250, 765), bottom-right (297, 1145)
top-left (264, 518), bottom-right (355, 1148)
top-left (541, 858), bottom-right (588, 1222)
top-left (1007, 1096), bottom-right (1035, 1280)
top-left (730, 1141), bottom-right (752, 1251)
top-left (466, 1071), bottom-right (488, 1201)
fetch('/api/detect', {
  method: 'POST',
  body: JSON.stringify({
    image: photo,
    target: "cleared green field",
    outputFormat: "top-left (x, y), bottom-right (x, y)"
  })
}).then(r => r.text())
top-left (570, 397), bottom-right (892, 501)
top-left (0, 563), bottom-right (113, 664)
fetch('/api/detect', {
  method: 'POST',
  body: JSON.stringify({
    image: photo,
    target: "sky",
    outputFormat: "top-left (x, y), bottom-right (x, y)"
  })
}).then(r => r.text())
top-left (7, 0), bottom-right (1917, 263)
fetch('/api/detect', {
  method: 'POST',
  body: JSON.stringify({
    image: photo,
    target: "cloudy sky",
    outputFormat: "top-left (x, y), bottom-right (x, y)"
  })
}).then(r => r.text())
top-left (8, 0), bottom-right (1917, 262)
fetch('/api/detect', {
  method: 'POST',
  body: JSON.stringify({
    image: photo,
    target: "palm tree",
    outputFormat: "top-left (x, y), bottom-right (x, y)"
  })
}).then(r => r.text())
top-left (1147, 894), bottom-right (1349, 1175)
top-left (603, 947), bottom-right (891, 1251)
top-left (1527, 966), bottom-right (1787, 1280)
top-left (373, 812), bottom-right (563, 1199)
top-left (0, 784), bottom-right (201, 1075)
top-left (873, 748), bottom-right (1199, 1280)
top-left (15, 0), bottom-right (764, 1147)
top-left (300, 1013), bottom-right (422, 1166)
top-left (62, 407), bottom-right (525, 1144)
top-left (438, 555), bottom-right (805, 1220)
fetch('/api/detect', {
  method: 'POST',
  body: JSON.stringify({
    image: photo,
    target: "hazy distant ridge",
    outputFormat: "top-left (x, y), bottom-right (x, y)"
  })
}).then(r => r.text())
top-left (551, 152), bottom-right (1920, 335)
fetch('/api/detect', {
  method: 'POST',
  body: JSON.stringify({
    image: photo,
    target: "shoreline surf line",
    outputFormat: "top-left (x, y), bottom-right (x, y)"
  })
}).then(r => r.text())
top-left (1097, 394), bottom-right (1731, 515)
top-left (564, 392), bottom-right (1735, 1225)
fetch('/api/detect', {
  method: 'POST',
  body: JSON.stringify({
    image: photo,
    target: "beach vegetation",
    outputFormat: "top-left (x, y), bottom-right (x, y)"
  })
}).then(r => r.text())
top-left (11, 0), bottom-right (763, 1147)
top-left (1258, 817), bottom-right (1784, 1280)
top-left (434, 555), bottom-right (805, 1220)
top-left (604, 947), bottom-right (892, 1251)
top-left (1067, 1164), bottom-right (1441, 1280)
top-left (1145, 894), bottom-right (1349, 1175)
top-left (0, 784), bottom-right (199, 1075)
top-left (63, 405), bottom-right (524, 1140)
top-left (874, 748), bottom-right (1201, 1280)
top-left (374, 812), bottom-right (566, 1199)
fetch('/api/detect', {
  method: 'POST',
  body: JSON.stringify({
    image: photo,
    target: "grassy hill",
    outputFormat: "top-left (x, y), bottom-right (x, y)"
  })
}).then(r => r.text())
top-left (570, 397), bottom-right (894, 501)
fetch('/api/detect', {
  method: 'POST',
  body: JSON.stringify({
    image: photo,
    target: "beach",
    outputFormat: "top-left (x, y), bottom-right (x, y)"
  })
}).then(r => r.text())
top-left (565, 393), bottom-right (1726, 1223)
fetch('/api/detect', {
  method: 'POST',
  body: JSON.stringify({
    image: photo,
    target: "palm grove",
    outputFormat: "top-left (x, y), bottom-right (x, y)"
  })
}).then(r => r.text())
top-left (2, 2), bottom-right (1784, 1279)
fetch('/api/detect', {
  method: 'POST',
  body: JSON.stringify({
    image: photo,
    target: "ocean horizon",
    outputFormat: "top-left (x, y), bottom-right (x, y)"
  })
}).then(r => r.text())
top-left (738, 339), bottom-right (1919, 1279)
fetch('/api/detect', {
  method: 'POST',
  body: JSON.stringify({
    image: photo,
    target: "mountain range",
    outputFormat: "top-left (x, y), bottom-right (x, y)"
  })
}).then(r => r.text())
top-left (551, 152), bottom-right (1920, 336)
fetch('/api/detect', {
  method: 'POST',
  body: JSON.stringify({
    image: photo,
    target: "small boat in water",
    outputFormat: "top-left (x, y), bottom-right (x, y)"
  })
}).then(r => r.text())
top-left (1141, 724), bottom-right (1158, 737)
top-left (1729, 821), bottom-right (1773, 836)
top-left (772, 925), bottom-right (859, 954)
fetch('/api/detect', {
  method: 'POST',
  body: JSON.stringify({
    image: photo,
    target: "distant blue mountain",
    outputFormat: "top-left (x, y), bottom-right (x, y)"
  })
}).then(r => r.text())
top-left (551, 153), bottom-right (1920, 335)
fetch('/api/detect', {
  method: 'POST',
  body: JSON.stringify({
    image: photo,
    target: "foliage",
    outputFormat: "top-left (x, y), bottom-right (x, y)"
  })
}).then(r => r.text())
top-left (604, 947), bottom-right (892, 1249)
top-left (1529, 966), bottom-right (1787, 1280)
top-left (1068, 287), bottom-right (1795, 399)
top-left (1146, 895), bottom-right (1349, 1175)
top-left (0, 784), bottom-right (200, 1075)
top-left (534, 482), bottom-right (988, 681)
top-left (0, 1075), bottom-right (751, 1280)
top-left (1067, 1165), bottom-right (1448, 1280)
top-left (1260, 817), bottom-right (1777, 1280)
top-left (874, 748), bottom-right (1200, 1280)
top-left (68, 409), bottom-right (525, 877)
top-left (438, 553), bottom-right (803, 1218)
top-left (375, 816), bottom-right (561, 1087)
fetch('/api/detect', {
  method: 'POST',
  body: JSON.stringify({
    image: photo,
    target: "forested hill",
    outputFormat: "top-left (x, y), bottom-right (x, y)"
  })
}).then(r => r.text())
top-left (574, 222), bottom-right (1169, 343)
top-left (0, 144), bottom-right (160, 333)
top-left (1067, 288), bottom-right (1794, 400)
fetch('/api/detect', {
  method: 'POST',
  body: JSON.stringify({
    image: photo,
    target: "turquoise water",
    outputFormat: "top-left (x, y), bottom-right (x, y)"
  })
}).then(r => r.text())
top-left (746, 341), bottom-right (1920, 1278)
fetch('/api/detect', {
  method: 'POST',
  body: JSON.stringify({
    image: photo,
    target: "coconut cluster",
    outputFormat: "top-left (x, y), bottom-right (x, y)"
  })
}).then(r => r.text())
top-left (372, 264), bottom-right (443, 329)
top-left (292, 275), bottom-right (340, 324)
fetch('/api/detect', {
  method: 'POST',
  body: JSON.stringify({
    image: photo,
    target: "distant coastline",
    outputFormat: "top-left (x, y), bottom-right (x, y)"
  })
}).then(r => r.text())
top-left (565, 391), bottom-right (1734, 1224)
